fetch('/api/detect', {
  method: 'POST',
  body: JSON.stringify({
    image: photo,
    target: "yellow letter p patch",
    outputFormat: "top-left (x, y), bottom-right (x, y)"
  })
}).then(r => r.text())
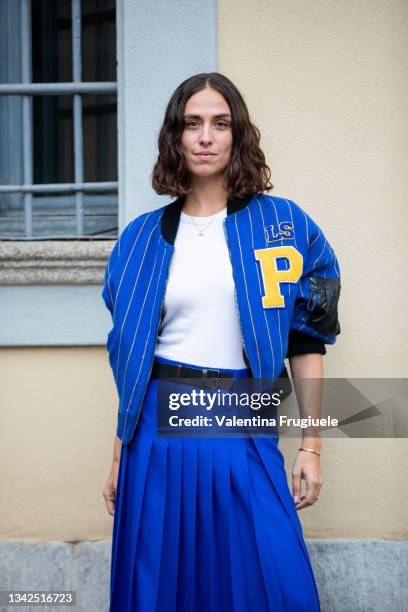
top-left (254, 246), bottom-right (303, 308)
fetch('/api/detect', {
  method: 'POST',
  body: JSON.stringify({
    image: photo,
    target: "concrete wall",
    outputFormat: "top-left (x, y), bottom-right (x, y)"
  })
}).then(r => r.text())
top-left (1, 540), bottom-right (407, 612)
top-left (0, 348), bottom-right (117, 541)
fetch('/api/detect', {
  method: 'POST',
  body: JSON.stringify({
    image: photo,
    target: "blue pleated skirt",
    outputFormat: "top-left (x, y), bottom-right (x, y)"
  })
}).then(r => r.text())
top-left (109, 356), bottom-right (321, 612)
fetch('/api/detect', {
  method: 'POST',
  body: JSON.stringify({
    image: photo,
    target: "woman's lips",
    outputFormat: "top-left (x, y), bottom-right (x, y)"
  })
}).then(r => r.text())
top-left (195, 153), bottom-right (216, 161)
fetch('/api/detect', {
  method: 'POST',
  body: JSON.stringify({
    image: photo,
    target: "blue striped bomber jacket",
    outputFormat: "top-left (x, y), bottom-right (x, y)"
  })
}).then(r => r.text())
top-left (102, 193), bottom-right (341, 445)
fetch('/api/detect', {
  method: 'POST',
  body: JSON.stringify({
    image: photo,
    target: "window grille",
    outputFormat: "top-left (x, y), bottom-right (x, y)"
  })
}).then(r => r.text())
top-left (0, 0), bottom-right (118, 239)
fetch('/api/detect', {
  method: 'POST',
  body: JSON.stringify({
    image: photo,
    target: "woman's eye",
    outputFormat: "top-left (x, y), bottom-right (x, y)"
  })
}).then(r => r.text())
top-left (185, 121), bottom-right (230, 129)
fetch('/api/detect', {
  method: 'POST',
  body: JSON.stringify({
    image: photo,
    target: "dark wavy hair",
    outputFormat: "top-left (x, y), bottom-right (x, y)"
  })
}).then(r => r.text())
top-left (151, 72), bottom-right (273, 198)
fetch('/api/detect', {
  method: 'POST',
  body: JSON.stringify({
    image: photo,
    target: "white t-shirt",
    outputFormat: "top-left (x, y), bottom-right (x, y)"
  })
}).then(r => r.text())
top-left (155, 206), bottom-right (247, 369)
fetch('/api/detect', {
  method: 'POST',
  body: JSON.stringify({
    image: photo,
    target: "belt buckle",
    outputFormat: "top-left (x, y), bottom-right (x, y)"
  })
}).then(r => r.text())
top-left (205, 368), bottom-right (220, 379)
top-left (201, 367), bottom-right (220, 390)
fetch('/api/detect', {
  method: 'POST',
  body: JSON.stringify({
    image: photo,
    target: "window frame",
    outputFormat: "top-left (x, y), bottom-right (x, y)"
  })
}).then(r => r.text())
top-left (0, 0), bottom-right (118, 241)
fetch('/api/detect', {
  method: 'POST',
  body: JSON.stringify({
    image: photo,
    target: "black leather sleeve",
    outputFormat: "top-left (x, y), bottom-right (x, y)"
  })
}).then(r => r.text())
top-left (286, 329), bottom-right (327, 358)
top-left (306, 276), bottom-right (341, 337)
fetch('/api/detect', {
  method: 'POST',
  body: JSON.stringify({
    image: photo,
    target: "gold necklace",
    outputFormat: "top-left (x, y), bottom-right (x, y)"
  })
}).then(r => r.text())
top-left (188, 212), bottom-right (219, 236)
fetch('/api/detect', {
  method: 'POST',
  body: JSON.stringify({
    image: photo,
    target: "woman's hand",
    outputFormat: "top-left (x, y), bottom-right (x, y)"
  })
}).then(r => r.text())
top-left (102, 459), bottom-right (120, 516)
top-left (288, 353), bottom-right (324, 510)
top-left (291, 450), bottom-right (322, 511)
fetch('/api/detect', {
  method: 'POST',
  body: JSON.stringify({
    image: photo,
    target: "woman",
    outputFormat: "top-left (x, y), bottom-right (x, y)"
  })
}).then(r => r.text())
top-left (102, 72), bottom-right (341, 611)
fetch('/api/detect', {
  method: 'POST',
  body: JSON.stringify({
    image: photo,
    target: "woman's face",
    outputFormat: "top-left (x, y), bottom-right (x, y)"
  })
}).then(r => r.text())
top-left (180, 87), bottom-right (233, 181)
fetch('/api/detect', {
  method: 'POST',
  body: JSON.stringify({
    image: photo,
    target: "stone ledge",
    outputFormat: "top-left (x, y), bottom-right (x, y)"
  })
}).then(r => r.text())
top-left (0, 240), bottom-right (115, 285)
top-left (0, 539), bottom-right (407, 612)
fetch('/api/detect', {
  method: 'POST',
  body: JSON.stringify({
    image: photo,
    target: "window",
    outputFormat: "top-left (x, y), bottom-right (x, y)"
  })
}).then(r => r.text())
top-left (0, 0), bottom-right (118, 239)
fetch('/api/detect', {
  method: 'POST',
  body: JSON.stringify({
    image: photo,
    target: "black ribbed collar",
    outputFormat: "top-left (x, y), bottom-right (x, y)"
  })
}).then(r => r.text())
top-left (161, 193), bottom-right (254, 245)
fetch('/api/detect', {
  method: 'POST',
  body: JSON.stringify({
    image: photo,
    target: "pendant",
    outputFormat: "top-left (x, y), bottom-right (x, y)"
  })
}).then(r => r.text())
top-left (198, 232), bottom-right (204, 236)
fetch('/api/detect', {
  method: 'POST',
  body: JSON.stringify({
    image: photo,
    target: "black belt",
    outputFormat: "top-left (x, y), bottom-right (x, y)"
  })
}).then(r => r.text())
top-left (152, 360), bottom-right (293, 417)
top-left (152, 361), bottom-right (240, 380)
top-left (151, 361), bottom-right (292, 404)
